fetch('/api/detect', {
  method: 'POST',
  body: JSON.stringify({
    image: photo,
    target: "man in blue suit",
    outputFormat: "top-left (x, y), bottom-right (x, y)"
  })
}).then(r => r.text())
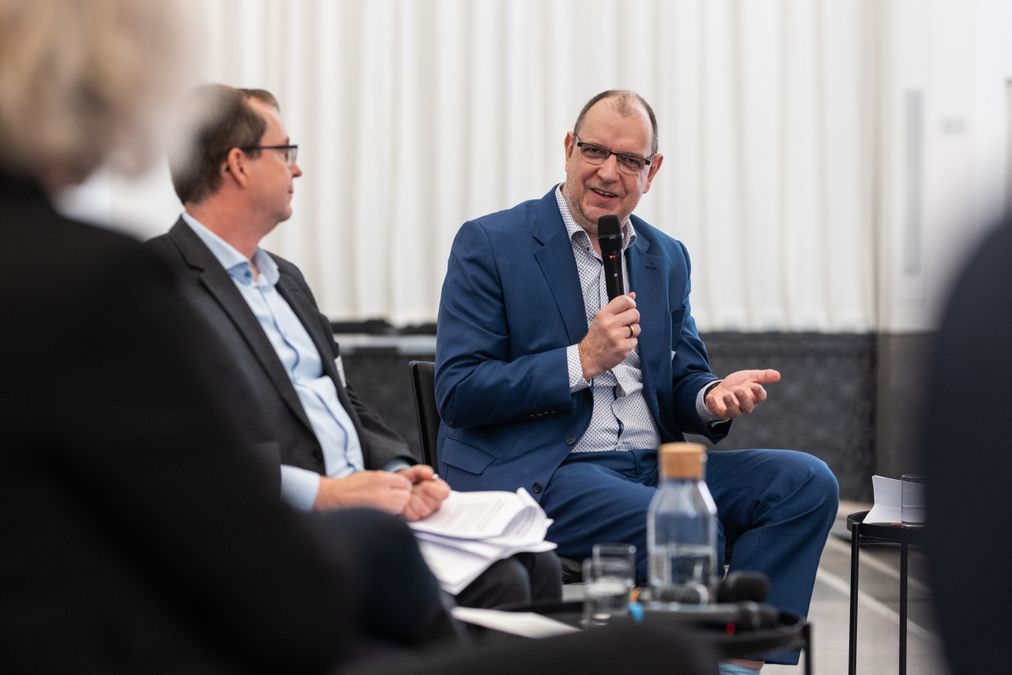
top-left (436, 90), bottom-right (838, 670)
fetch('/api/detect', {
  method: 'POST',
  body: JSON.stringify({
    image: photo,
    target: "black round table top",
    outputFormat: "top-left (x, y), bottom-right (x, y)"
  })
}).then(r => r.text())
top-left (847, 510), bottom-right (928, 545)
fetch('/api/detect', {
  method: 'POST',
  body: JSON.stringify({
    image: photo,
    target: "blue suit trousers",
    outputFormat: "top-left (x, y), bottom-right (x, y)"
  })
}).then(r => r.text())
top-left (539, 447), bottom-right (838, 665)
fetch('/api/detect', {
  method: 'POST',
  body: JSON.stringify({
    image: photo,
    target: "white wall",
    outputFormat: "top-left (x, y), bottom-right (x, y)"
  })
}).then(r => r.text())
top-left (876, 0), bottom-right (1012, 332)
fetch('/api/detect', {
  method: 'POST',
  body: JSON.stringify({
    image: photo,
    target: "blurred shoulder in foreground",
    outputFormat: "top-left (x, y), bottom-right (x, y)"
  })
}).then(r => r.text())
top-left (923, 216), bottom-right (1012, 675)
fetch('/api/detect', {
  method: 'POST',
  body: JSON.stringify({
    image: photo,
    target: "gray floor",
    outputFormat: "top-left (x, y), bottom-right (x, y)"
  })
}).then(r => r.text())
top-left (763, 501), bottom-right (947, 674)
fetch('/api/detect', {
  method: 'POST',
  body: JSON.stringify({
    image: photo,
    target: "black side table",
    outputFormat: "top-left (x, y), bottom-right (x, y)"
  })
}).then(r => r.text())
top-left (847, 510), bottom-right (927, 675)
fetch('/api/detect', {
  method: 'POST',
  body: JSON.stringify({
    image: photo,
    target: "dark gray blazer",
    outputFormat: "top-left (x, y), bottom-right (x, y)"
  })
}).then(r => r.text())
top-left (147, 219), bottom-right (414, 476)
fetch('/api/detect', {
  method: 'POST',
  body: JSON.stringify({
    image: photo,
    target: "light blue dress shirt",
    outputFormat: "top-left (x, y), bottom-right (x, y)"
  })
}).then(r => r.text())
top-left (182, 214), bottom-right (365, 510)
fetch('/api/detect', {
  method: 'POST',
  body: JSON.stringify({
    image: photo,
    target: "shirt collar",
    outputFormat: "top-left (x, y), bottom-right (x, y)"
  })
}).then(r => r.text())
top-left (181, 212), bottom-right (279, 287)
top-left (553, 185), bottom-right (637, 253)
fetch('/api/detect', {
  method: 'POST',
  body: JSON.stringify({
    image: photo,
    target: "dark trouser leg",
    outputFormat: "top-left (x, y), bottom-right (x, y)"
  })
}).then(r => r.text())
top-left (453, 551), bottom-right (561, 608)
top-left (514, 551), bottom-right (563, 602)
top-left (454, 557), bottom-right (533, 608)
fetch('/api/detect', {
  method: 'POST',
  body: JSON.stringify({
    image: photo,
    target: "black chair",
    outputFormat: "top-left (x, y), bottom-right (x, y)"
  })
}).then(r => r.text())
top-left (408, 360), bottom-right (439, 467)
top-left (407, 360), bottom-right (583, 583)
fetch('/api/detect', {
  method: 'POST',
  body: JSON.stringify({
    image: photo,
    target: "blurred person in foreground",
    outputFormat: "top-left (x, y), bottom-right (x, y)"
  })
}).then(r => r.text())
top-left (0, 3), bottom-right (715, 673)
top-left (923, 215), bottom-right (1012, 674)
top-left (0, 1), bottom-right (464, 670)
top-left (148, 84), bottom-right (559, 609)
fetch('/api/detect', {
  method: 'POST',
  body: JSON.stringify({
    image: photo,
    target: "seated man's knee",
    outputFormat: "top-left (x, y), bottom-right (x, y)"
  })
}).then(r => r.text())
top-left (808, 455), bottom-right (840, 506)
top-left (789, 452), bottom-right (840, 514)
top-left (521, 551), bottom-right (563, 602)
top-left (456, 557), bottom-right (531, 608)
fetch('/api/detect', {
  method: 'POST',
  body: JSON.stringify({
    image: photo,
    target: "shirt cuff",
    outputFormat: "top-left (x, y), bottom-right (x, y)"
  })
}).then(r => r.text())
top-left (383, 459), bottom-right (412, 473)
top-left (567, 344), bottom-right (591, 392)
top-left (280, 464), bottom-right (321, 512)
top-left (696, 380), bottom-right (726, 423)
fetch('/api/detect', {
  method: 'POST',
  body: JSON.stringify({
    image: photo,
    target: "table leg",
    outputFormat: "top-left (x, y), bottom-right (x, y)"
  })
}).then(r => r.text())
top-left (804, 621), bottom-right (813, 675)
top-left (900, 542), bottom-right (908, 675)
top-left (849, 525), bottom-right (860, 675)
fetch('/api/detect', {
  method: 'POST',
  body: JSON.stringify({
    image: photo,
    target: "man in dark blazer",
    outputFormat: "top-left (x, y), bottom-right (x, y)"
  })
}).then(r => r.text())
top-left (436, 90), bottom-right (839, 669)
top-left (148, 84), bottom-right (560, 608)
top-left (150, 85), bottom-right (430, 518)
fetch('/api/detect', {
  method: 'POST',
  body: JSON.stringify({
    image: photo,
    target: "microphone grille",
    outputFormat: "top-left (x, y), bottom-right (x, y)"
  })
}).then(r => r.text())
top-left (598, 215), bottom-right (621, 237)
top-left (597, 215), bottom-right (622, 252)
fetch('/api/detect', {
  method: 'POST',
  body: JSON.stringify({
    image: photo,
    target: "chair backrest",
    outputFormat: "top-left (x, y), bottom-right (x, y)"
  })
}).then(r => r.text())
top-left (408, 360), bottom-right (440, 467)
top-left (410, 359), bottom-right (583, 583)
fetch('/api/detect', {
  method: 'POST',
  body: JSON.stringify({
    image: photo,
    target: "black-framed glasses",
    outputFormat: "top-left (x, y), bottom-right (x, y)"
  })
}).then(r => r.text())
top-left (573, 135), bottom-right (653, 174)
top-left (241, 144), bottom-right (299, 167)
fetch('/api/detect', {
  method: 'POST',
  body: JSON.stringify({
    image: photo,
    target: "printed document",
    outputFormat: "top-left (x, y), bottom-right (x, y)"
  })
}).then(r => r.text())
top-left (409, 488), bottom-right (556, 594)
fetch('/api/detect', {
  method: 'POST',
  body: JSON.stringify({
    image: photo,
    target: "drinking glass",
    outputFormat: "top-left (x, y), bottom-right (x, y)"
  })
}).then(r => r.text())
top-left (582, 556), bottom-right (634, 627)
top-left (592, 543), bottom-right (637, 572)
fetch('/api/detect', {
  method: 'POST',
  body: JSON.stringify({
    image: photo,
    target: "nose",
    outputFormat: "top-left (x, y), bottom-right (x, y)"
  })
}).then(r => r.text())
top-left (597, 153), bottom-right (620, 180)
top-left (290, 161), bottom-right (303, 178)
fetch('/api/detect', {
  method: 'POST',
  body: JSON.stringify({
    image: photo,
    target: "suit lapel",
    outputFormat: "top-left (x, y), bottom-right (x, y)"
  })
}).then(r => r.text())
top-left (169, 222), bottom-right (314, 432)
top-left (626, 233), bottom-right (665, 394)
top-left (532, 193), bottom-right (588, 344)
top-left (275, 271), bottom-right (368, 440)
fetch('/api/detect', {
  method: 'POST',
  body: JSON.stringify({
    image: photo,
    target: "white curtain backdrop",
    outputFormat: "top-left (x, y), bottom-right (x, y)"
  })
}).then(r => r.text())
top-left (176, 0), bottom-right (877, 330)
top-left (71, 0), bottom-right (1010, 333)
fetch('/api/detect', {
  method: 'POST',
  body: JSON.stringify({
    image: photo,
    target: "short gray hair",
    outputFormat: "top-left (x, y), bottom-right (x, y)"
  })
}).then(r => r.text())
top-left (0, 0), bottom-right (195, 184)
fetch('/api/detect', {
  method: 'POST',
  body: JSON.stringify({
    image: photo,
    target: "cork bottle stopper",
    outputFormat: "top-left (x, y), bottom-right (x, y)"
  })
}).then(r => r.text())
top-left (659, 442), bottom-right (707, 479)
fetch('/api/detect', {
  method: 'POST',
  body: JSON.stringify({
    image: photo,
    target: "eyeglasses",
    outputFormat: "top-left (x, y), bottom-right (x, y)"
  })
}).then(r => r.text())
top-left (573, 135), bottom-right (653, 174)
top-left (241, 144), bottom-right (299, 167)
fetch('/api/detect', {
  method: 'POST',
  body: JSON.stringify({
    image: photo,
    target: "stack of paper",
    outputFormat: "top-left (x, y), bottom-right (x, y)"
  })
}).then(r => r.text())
top-left (409, 488), bottom-right (557, 594)
top-left (864, 474), bottom-right (926, 524)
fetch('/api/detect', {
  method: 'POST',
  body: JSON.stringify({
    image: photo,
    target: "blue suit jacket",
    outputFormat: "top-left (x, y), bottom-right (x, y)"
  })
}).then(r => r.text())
top-left (435, 188), bottom-right (727, 500)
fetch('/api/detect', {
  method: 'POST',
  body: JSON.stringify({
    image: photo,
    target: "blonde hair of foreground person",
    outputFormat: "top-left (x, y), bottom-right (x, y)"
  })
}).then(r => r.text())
top-left (0, 0), bottom-right (196, 189)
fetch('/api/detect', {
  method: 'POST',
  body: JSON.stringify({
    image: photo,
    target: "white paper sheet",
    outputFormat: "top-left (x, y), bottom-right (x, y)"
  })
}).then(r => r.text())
top-left (864, 475), bottom-right (902, 524)
top-left (450, 606), bottom-right (579, 638)
top-left (409, 488), bottom-right (556, 594)
top-left (410, 488), bottom-right (544, 539)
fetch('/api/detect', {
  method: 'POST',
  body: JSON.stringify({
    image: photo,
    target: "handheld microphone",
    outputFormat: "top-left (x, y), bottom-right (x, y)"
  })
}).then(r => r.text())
top-left (716, 571), bottom-right (778, 632)
top-left (597, 215), bottom-right (624, 300)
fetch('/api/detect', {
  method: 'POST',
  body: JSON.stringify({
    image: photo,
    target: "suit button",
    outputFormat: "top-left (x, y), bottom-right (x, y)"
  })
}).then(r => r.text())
top-left (532, 482), bottom-right (542, 494)
top-left (566, 435), bottom-right (577, 445)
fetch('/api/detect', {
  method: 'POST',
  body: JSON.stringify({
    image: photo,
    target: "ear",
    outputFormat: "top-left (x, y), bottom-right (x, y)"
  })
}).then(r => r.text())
top-left (564, 131), bottom-right (576, 161)
top-left (223, 147), bottom-right (250, 188)
top-left (642, 152), bottom-right (664, 194)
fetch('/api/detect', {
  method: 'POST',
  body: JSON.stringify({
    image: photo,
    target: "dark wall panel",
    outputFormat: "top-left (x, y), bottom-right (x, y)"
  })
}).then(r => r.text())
top-left (340, 332), bottom-right (880, 501)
